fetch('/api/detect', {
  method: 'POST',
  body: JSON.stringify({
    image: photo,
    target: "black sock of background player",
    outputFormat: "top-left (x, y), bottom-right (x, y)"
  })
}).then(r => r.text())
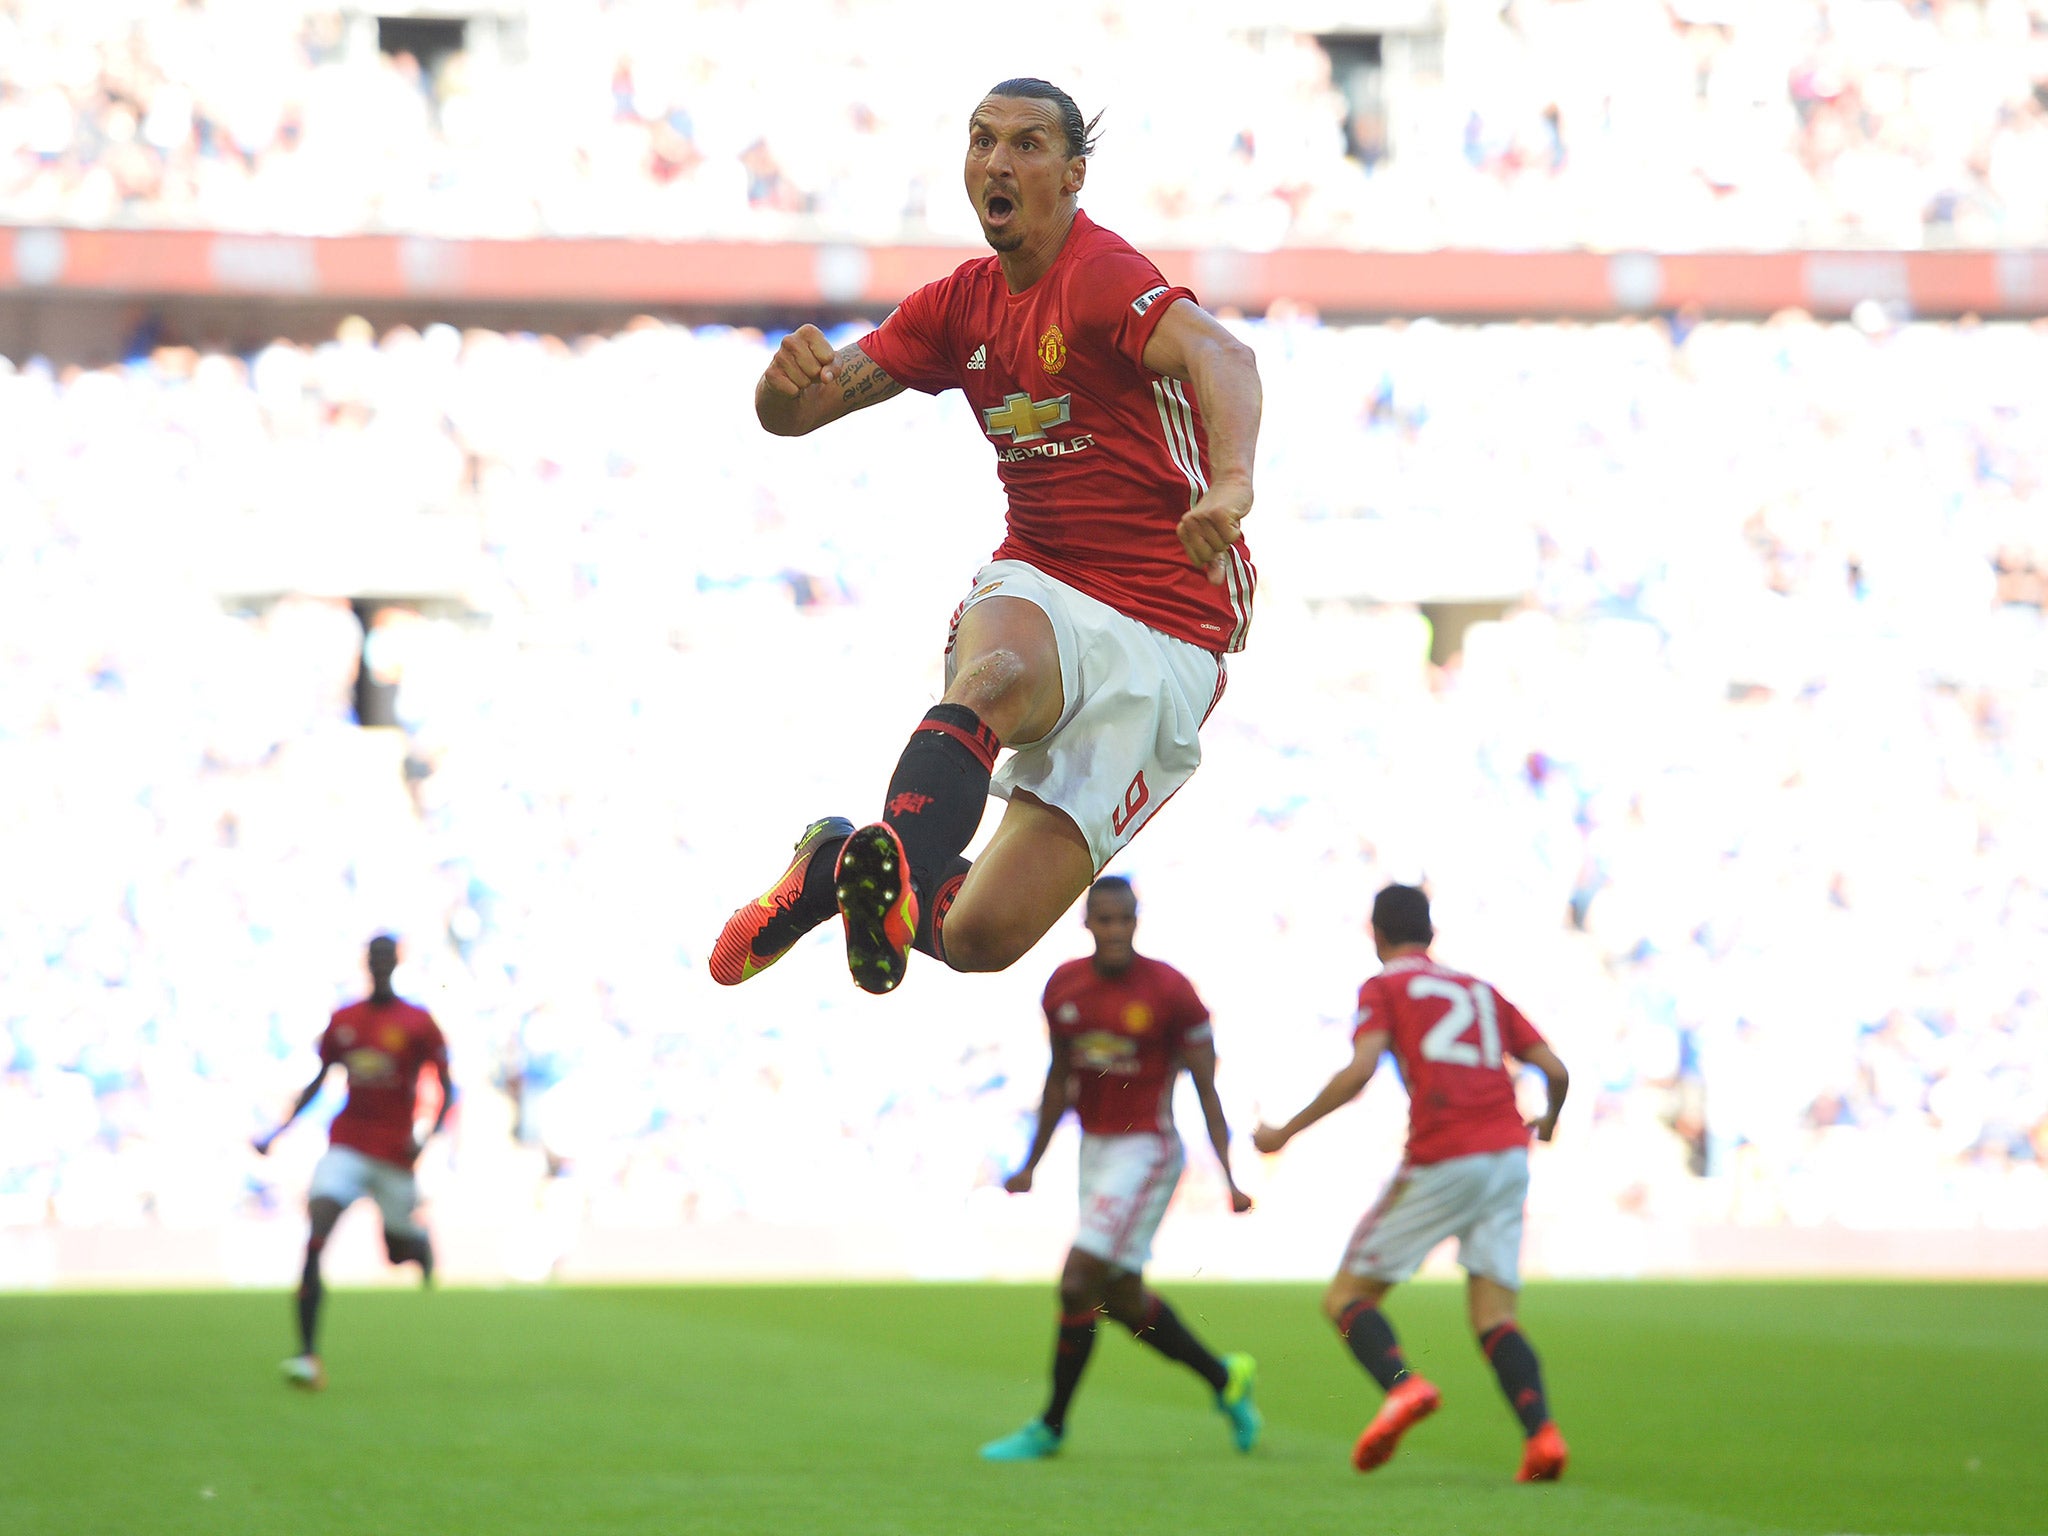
top-left (385, 1230), bottom-right (434, 1282)
top-left (1042, 1311), bottom-right (1099, 1435)
top-left (882, 705), bottom-right (998, 959)
top-left (296, 1238), bottom-right (325, 1355)
top-left (1336, 1299), bottom-right (1410, 1393)
top-left (1126, 1295), bottom-right (1230, 1394)
top-left (1480, 1323), bottom-right (1551, 1436)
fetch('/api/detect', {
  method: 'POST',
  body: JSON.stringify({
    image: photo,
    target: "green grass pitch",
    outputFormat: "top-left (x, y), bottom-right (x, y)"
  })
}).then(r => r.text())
top-left (2, 1281), bottom-right (2042, 1535)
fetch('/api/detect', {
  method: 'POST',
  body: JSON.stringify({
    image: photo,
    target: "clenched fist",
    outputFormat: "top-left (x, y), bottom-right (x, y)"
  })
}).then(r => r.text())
top-left (761, 323), bottom-right (839, 397)
top-left (1177, 479), bottom-right (1252, 586)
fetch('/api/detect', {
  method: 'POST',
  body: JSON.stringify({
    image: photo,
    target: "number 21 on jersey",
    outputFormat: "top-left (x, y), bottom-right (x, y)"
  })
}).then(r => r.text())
top-left (1410, 975), bottom-right (1501, 1068)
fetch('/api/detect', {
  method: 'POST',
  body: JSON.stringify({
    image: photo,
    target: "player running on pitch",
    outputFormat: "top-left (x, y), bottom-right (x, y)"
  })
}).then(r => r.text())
top-left (710, 77), bottom-right (1259, 996)
top-left (980, 877), bottom-right (1260, 1460)
top-left (254, 935), bottom-right (452, 1390)
top-left (1253, 885), bottom-right (1572, 1482)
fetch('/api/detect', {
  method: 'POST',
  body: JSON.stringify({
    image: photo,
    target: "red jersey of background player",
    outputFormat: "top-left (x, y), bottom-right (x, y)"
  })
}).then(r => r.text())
top-left (859, 209), bottom-right (1255, 655)
top-left (318, 999), bottom-right (447, 1167)
top-left (1354, 955), bottom-right (1546, 1166)
top-left (1044, 953), bottom-right (1212, 1135)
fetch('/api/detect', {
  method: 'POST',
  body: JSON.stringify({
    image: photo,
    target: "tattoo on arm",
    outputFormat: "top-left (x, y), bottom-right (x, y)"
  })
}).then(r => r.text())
top-left (835, 346), bottom-right (903, 407)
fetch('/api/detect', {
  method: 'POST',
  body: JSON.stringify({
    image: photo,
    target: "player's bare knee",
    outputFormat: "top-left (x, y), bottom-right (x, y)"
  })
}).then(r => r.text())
top-left (1467, 1275), bottom-right (1518, 1335)
top-left (1324, 1276), bottom-right (1384, 1326)
top-left (945, 646), bottom-right (1029, 720)
top-left (1059, 1251), bottom-right (1109, 1315)
top-left (1058, 1274), bottom-right (1106, 1317)
top-left (937, 907), bottom-right (1032, 973)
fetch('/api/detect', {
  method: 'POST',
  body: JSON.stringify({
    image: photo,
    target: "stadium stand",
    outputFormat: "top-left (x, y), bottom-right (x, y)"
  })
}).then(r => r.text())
top-left (1, 0), bottom-right (2045, 248)
top-left (2, 309), bottom-right (2044, 1282)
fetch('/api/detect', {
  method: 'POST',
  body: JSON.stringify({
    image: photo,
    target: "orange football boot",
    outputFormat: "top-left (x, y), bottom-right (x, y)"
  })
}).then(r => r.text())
top-left (1351, 1374), bottom-right (1441, 1472)
top-left (834, 822), bottom-right (920, 995)
top-left (1515, 1420), bottom-right (1569, 1482)
top-left (709, 817), bottom-right (854, 986)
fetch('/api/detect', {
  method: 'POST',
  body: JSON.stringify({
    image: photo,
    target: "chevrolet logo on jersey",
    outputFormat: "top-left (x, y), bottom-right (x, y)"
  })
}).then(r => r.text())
top-left (983, 392), bottom-right (1071, 443)
top-left (343, 1047), bottom-right (397, 1086)
top-left (1075, 1031), bottom-right (1139, 1073)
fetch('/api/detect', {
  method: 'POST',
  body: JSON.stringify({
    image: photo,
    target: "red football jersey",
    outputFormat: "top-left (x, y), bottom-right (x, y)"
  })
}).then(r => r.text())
top-left (1044, 953), bottom-right (1212, 1135)
top-left (1353, 955), bottom-right (1546, 1166)
top-left (319, 999), bottom-right (447, 1167)
top-left (859, 210), bottom-right (1255, 655)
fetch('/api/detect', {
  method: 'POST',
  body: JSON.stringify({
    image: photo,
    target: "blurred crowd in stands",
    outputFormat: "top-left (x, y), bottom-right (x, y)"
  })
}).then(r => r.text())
top-left (2, 0), bottom-right (2046, 249)
top-left (3, 301), bottom-right (2045, 1274)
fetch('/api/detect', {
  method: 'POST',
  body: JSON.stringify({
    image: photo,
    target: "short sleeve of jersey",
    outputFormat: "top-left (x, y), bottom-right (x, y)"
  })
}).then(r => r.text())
top-left (419, 1013), bottom-right (450, 1066)
top-left (318, 1013), bottom-right (343, 1063)
top-left (1066, 242), bottom-right (1195, 371)
top-left (1495, 990), bottom-right (1546, 1057)
top-left (1351, 978), bottom-right (1389, 1043)
top-left (1167, 969), bottom-right (1212, 1047)
top-left (1041, 970), bottom-right (1073, 1038)
top-left (858, 275), bottom-right (960, 396)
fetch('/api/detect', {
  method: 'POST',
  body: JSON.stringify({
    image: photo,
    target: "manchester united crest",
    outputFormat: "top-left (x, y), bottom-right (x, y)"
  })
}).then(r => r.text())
top-left (1037, 324), bottom-right (1067, 375)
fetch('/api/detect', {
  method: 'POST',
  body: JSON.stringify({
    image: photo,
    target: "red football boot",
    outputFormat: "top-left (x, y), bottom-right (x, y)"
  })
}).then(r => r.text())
top-left (1351, 1374), bottom-right (1441, 1473)
top-left (1515, 1420), bottom-right (1569, 1482)
top-left (708, 817), bottom-right (854, 986)
top-left (834, 822), bottom-right (920, 995)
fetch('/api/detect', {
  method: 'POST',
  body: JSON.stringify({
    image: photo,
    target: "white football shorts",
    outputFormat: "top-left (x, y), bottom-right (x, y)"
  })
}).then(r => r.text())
top-left (308, 1145), bottom-right (425, 1239)
top-left (1340, 1147), bottom-right (1531, 1289)
top-left (947, 560), bottom-right (1225, 871)
top-left (1072, 1131), bottom-right (1185, 1272)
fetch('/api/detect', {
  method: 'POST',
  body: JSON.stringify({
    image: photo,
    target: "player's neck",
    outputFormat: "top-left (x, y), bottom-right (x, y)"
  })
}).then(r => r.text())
top-left (1378, 943), bottom-right (1430, 965)
top-left (1090, 952), bottom-right (1134, 978)
top-left (368, 985), bottom-right (397, 1005)
top-left (998, 204), bottom-right (1079, 294)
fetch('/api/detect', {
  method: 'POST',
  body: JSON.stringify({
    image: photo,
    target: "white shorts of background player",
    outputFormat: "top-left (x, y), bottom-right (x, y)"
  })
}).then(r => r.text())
top-left (1071, 1131), bottom-right (1186, 1272)
top-left (946, 560), bottom-right (1225, 873)
top-left (1341, 1147), bottom-right (1531, 1289)
top-left (307, 1145), bottom-right (427, 1240)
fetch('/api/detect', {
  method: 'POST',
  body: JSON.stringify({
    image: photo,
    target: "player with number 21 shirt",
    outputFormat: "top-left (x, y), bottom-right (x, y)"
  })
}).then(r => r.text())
top-left (1254, 885), bottom-right (1572, 1484)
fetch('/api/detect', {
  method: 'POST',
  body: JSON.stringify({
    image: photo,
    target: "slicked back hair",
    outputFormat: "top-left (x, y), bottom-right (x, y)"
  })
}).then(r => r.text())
top-left (986, 77), bottom-right (1103, 159)
top-left (1371, 884), bottom-right (1433, 947)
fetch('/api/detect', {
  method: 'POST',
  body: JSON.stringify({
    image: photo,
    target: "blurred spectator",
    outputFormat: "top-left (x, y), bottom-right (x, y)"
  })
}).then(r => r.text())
top-left (2, 305), bottom-right (2045, 1269)
top-left (2, 1), bottom-right (2047, 248)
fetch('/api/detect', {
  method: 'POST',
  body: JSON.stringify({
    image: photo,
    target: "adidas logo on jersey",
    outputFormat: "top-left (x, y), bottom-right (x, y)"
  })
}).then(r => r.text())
top-left (966, 344), bottom-right (986, 370)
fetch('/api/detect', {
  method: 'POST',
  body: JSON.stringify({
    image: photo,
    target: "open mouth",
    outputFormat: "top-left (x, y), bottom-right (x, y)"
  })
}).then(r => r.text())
top-left (984, 193), bottom-right (1016, 223)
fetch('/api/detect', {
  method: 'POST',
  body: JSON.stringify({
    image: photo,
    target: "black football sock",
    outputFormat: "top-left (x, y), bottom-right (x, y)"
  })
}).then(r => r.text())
top-left (1126, 1295), bottom-right (1230, 1395)
top-left (789, 827), bottom-right (851, 930)
top-left (296, 1237), bottom-right (326, 1355)
top-left (1336, 1299), bottom-right (1411, 1393)
top-left (882, 704), bottom-right (998, 957)
top-left (1481, 1322), bottom-right (1551, 1435)
top-left (385, 1230), bottom-right (434, 1283)
top-left (912, 856), bottom-right (970, 961)
top-left (1042, 1311), bottom-right (1099, 1435)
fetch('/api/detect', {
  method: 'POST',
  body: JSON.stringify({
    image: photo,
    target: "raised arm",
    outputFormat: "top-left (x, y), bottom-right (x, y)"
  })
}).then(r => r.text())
top-left (1517, 1041), bottom-right (1570, 1143)
top-left (755, 325), bottom-right (906, 437)
top-left (1004, 1035), bottom-right (1074, 1193)
top-left (1140, 299), bottom-right (1262, 584)
top-left (1251, 1030), bottom-right (1386, 1153)
top-left (1181, 1033), bottom-right (1252, 1213)
top-left (253, 1063), bottom-right (332, 1155)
